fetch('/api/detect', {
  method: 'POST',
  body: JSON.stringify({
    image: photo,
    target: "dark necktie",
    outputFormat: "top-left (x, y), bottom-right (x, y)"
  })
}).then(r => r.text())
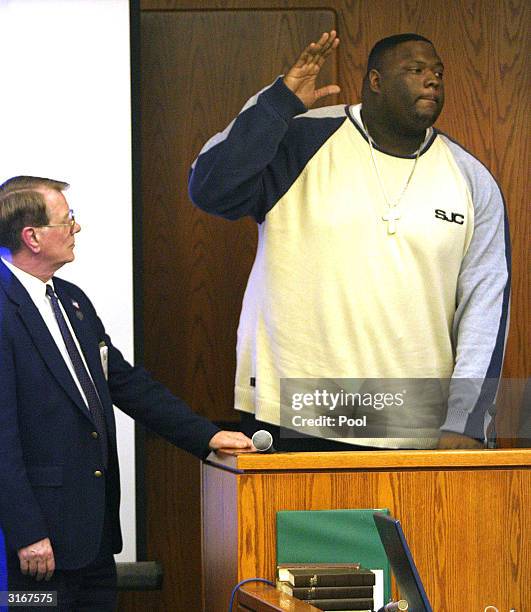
top-left (46, 285), bottom-right (108, 468)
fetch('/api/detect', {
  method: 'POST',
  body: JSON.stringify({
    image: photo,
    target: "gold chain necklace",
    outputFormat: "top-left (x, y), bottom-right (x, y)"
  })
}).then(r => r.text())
top-left (364, 126), bottom-right (424, 235)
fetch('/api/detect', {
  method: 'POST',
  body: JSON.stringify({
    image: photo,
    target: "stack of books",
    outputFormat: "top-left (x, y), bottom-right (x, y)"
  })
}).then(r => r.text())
top-left (276, 563), bottom-right (375, 611)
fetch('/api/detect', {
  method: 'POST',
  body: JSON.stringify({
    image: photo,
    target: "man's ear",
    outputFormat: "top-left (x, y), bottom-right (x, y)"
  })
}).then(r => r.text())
top-left (367, 68), bottom-right (382, 94)
top-left (20, 226), bottom-right (42, 254)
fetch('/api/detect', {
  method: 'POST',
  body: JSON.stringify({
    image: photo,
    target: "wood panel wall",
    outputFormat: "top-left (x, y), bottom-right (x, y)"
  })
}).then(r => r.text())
top-left (119, 2), bottom-right (529, 610)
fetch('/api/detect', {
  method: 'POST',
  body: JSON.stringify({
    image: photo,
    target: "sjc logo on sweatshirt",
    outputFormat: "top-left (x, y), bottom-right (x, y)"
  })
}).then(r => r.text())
top-left (435, 209), bottom-right (465, 224)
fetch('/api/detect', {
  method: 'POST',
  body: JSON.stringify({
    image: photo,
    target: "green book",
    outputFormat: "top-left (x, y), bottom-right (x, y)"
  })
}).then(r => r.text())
top-left (276, 509), bottom-right (391, 602)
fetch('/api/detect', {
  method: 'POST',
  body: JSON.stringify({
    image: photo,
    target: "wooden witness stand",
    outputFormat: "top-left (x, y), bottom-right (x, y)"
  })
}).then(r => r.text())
top-left (201, 449), bottom-right (530, 612)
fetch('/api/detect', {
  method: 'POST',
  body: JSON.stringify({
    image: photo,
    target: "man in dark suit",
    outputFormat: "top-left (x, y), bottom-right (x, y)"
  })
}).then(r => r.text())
top-left (0, 175), bottom-right (254, 610)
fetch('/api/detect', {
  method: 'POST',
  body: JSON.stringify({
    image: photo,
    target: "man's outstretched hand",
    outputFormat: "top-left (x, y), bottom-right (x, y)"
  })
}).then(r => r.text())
top-left (283, 30), bottom-right (340, 108)
top-left (209, 430), bottom-right (255, 455)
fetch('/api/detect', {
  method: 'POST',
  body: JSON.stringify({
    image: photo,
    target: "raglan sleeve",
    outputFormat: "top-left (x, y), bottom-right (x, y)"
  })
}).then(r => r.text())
top-left (188, 77), bottom-right (307, 222)
top-left (441, 146), bottom-right (511, 441)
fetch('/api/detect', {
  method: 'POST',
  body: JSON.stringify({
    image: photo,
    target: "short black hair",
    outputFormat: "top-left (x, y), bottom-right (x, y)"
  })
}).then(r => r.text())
top-left (367, 33), bottom-right (434, 73)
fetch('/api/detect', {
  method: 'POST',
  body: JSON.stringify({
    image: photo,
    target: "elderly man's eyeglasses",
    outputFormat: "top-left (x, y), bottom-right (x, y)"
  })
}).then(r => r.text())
top-left (37, 210), bottom-right (77, 234)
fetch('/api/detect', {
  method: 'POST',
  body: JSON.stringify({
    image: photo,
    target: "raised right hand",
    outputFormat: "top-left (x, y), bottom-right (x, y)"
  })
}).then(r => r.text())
top-left (283, 30), bottom-right (340, 108)
top-left (18, 537), bottom-right (55, 581)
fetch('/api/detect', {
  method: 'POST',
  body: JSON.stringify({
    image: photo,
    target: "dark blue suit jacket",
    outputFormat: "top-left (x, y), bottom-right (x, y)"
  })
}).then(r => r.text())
top-left (0, 260), bottom-right (219, 569)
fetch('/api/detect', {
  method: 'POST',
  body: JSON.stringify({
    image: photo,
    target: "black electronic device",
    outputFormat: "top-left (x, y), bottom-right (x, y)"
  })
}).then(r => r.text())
top-left (373, 513), bottom-right (432, 612)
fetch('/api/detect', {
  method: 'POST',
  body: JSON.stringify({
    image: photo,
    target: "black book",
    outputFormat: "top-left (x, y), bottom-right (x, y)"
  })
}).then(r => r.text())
top-left (307, 597), bottom-right (374, 611)
top-left (285, 568), bottom-right (376, 588)
top-left (277, 563), bottom-right (361, 582)
top-left (277, 582), bottom-right (373, 600)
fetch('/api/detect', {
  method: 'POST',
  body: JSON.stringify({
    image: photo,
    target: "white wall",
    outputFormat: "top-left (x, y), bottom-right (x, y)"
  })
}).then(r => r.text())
top-left (0, 0), bottom-right (136, 562)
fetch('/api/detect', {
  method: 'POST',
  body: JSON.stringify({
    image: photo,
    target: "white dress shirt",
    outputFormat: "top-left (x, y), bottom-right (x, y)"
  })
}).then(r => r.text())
top-left (2, 256), bottom-right (93, 408)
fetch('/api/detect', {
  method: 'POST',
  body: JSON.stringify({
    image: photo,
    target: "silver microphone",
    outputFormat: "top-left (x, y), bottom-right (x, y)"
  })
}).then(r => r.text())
top-left (251, 430), bottom-right (275, 453)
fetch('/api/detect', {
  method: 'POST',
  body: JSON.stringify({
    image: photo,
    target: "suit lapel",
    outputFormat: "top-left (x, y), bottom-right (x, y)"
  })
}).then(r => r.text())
top-left (55, 283), bottom-right (113, 416)
top-left (0, 262), bottom-right (93, 422)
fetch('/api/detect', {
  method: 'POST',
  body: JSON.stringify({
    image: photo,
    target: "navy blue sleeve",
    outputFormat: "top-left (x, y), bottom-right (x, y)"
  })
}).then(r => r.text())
top-left (0, 300), bottom-right (50, 551)
top-left (67, 284), bottom-right (221, 460)
top-left (189, 78), bottom-right (346, 223)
